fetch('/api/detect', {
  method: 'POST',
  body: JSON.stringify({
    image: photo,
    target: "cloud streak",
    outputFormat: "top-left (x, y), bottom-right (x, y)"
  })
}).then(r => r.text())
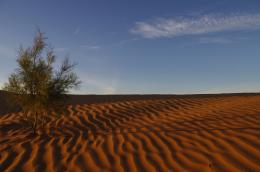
top-left (198, 37), bottom-right (233, 44)
top-left (131, 13), bottom-right (260, 38)
top-left (76, 74), bottom-right (118, 95)
top-left (80, 45), bottom-right (100, 50)
top-left (54, 47), bottom-right (68, 53)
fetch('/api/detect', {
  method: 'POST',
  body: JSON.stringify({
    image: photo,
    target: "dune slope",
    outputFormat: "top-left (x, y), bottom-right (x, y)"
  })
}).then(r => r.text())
top-left (0, 94), bottom-right (260, 172)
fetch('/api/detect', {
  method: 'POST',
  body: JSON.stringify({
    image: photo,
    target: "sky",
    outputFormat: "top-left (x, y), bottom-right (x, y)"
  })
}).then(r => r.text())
top-left (1, 0), bottom-right (260, 94)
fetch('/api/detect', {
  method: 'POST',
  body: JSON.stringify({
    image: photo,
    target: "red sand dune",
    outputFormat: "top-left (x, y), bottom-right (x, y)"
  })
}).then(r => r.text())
top-left (0, 93), bottom-right (260, 171)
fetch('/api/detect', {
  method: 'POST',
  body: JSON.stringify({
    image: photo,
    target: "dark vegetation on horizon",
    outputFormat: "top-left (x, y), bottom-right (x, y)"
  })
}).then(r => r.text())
top-left (1, 89), bottom-right (259, 115)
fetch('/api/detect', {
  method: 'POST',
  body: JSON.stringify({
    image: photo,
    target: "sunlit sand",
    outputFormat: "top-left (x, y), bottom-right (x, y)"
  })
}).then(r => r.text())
top-left (1, 93), bottom-right (260, 171)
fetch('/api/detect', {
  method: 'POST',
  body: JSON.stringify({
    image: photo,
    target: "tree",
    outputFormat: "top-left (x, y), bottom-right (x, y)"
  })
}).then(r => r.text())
top-left (3, 30), bottom-right (81, 134)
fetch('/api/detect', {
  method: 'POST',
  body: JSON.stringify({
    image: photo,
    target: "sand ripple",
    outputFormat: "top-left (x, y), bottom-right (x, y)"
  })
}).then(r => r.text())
top-left (0, 94), bottom-right (260, 171)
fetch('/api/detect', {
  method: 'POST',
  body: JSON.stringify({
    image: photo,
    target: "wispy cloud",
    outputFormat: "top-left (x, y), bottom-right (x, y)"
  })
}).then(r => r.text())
top-left (54, 47), bottom-right (68, 53)
top-left (118, 38), bottom-right (140, 46)
top-left (197, 36), bottom-right (250, 44)
top-left (131, 13), bottom-right (260, 38)
top-left (198, 37), bottom-right (233, 44)
top-left (80, 45), bottom-right (100, 50)
top-left (78, 75), bottom-right (118, 94)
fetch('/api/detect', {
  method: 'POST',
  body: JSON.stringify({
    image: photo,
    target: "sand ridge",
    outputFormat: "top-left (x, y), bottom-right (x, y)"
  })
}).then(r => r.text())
top-left (0, 94), bottom-right (260, 171)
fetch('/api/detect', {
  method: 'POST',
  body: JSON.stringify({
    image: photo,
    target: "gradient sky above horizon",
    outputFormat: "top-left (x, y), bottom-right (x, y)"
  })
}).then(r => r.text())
top-left (1, 0), bottom-right (260, 94)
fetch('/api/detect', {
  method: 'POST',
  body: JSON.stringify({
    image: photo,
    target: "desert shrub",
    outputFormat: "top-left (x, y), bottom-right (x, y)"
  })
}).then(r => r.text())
top-left (3, 30), bottom-right (81, 134)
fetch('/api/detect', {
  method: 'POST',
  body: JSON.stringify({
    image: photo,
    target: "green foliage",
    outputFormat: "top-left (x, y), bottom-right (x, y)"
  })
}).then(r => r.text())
top-left (3, 30), bottom-right (81, 134)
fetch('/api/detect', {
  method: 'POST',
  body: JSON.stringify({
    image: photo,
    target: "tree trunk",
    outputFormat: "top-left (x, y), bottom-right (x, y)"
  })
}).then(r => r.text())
top-left (33, 112), bottom-right (38, 134)
top-left (41, 111), bottom-right (46, 129)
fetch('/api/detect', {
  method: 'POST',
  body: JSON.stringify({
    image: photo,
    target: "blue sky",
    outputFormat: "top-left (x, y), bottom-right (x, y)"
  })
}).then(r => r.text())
top-left (1, 0), bottom-right (260, 94)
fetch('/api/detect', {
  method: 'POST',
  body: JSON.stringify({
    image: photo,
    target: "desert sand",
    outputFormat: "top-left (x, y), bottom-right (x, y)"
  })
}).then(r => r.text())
top-left (0, 93), bottom-right (260, 172)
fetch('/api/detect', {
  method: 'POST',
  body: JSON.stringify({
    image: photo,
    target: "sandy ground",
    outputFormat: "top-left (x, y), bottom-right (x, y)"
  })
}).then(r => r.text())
top-left (0, 93), bottom-right (260, 172)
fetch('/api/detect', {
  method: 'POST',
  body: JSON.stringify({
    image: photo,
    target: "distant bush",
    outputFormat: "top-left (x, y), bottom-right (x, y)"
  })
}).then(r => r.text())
top-left (3, 30), bottom-right (81, 134)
